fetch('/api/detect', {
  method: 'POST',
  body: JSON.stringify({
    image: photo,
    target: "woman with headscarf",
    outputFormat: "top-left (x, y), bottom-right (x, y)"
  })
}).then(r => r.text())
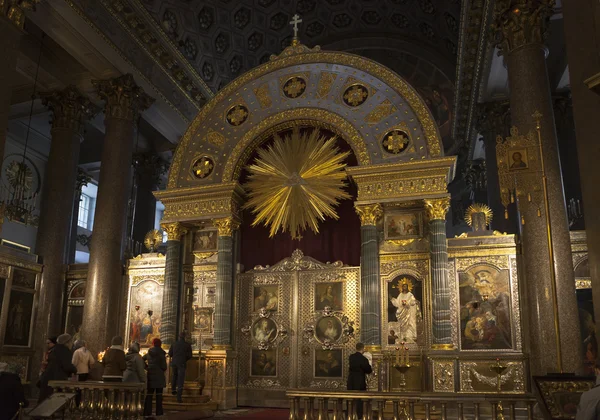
top-left (71, 339), bottom-right (95, 382)
top-left (38, 333), bottom-right (76, 403)
top-left (101, 336), bottom-right (126, 382)
top-left (123, 342), bottom-right (146, 383)
top-left (143, 338), bottom-right (167, 416)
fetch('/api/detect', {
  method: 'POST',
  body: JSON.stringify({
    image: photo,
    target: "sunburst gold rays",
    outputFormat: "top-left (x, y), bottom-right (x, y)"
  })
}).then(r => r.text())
top-left (464, 203), bottom-right (493, 227)
top-left (244, 128), bottom-right (351, 239)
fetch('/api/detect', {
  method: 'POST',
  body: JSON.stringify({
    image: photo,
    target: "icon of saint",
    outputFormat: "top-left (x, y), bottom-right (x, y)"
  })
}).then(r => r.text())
top-left (510, 152), bottom-right (527, 169)
top-left (390, 281), bottom-right (421, 343)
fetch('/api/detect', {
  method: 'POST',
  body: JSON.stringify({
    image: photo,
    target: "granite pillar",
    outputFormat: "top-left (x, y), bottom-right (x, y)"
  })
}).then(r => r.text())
top-left (355, 203), bottom-right (383, 350)
top-left (30, 86), bottom-right (92, 382)
top-left (160, 222), bottom-right (186, 346)
top-left (562, 0), bottom-right (600, 331)
top-left (81, 74), bottom-right (153, 356)
top-left (132, 154), bottom-right (166, 244)
top-left (493, 0), bottom-right (581, 374)
top-left (424, 198), bottom-right (452, 348)
top-left (212, 217), bottom-right (239, 348)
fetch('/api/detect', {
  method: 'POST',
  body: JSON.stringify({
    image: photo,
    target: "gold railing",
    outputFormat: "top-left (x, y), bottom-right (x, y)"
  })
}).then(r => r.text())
top-left (48, 380), bottom-right (145, 419)
top-left (286, 390), bottom-right (537, 420)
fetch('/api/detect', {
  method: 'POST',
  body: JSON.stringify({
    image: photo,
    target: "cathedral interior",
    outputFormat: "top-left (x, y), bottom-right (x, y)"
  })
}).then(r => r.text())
top-left (0, 0), bottom-right (599, 418)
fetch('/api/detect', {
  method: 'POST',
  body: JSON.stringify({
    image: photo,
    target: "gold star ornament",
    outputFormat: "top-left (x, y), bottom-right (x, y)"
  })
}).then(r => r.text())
top-left (244, 129), bottom-right (351, 239)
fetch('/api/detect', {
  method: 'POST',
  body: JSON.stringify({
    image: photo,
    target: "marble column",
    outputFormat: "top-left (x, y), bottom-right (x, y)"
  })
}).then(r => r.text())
top-left (355, 204), bottom-right (383, 350)
top-left (81, 74), bottom-right (153, 356)
top-left (212, 217), bottom-right (239, 348)
top-left (160, 222), bottom-right (186, 345)
top-left (132, 154), bottom-right (166, 244)
top-left (493, 0), bottom-right (581, 374)
top-left (424, 198), bottom-right (452, 348)
top-left (562, 0), bottom-right (600, 330)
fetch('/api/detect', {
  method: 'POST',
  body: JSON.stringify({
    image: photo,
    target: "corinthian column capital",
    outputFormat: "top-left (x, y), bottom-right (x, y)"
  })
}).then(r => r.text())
top-left (355, 203), bottom-right (382, 226)
top-left (424, 197), bottom-right (450, 220)
top-left (2, 0), bottom-right (40, 29)
top-left (92, 74), bottom-right (154, 122)
top-left (40, 86), bottom-right (95, 132)
top-left (491, 0), bottom-right (555, 55)
top-left (161, 222), bottom-right (187, 241)
top-left (213, 217), bottom-right (240, 237)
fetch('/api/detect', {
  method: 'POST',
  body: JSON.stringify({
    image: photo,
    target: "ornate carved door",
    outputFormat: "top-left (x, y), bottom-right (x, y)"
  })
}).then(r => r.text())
top-left (236, 250), bottom-right (360, 407)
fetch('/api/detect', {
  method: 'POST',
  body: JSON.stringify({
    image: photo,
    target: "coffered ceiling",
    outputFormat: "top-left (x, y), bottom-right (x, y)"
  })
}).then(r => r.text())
top-left (139, 0), bottom-right (461, 93)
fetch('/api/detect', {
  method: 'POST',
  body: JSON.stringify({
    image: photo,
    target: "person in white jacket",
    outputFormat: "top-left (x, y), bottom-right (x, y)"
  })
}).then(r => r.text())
top-left (71, 340), bottom-right (95, 381)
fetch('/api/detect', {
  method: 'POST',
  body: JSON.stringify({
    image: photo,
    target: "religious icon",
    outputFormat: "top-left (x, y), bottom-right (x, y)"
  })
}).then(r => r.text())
top-left (388, 328), bottom-right (399, 345)
top-left (205, 286), bottom-right (216, 305)
top-left (384, 212), bottom-right (422, 240)
top-left (4, 290), bottom-right (34, 346)
top-left (12, 269), bottom-right (36, 289)
top-left (459, 264), bottom-right (512, 350)
top-left (251, 318), bottom-right (277, 344)
top-left (507, 148), bottom-right (528, 170)
top-left (69, 282), bottom-right (86, 299)
top-left (314, 349), bottom-right (343, 378)
top-left (388, 276), bottom-right (422, 343)
top-left (253, 285), bottom-right (278, 312)
top-left (193, 230), bottom-right (218, 252)
top-left (128, 280), bottom-right (163, 347)
top-left (193, 307), bottom-right (213, 333)
top-left (315, 282), bottom-right (343, 311)
top-left (251, 349), bottom-right (277, 377)
top-left (315, 317), bottom-right (343, 343)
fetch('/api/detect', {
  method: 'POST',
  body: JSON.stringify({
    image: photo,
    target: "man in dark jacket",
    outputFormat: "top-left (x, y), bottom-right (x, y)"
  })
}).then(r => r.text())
top-left (0, 362), bottom-right (28, 420)
top-left (38, 333), bottom-right (77, 403)
top-left (168, 331), bottom-right (193, 403)
top-left (347, 342), bottom-right (372, 419)
top-left (143, 338), bottom-right (167, 416)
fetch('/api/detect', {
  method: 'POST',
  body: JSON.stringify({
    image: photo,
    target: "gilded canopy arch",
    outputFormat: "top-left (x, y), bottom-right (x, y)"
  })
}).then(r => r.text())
top-left (167, 43), bottom-right (444, 190)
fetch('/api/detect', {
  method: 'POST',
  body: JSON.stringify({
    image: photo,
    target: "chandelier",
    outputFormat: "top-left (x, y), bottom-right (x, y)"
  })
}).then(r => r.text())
top-left (0, 35), bottom-right (43, 226)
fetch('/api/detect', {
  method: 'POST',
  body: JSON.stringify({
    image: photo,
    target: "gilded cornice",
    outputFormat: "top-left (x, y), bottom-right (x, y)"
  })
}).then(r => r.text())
top-left (168, 50), bottom-right (443, 189)
top-left (450, 0), bottom-right (494, 155)
top-left (491, 0), bottom-right (555, 55)
top-left (154, 182), bottom-right (244, 223)
top-left (424, 197), bottom-right (451, 220)
top-left (161, 222), bottom-right (187, 241)
top-left (346, 157), bottom-right (456, 203)
top-left (1, 0), bottom-right (40, 29)
top-left (213, 217), bottom-right (240, 237)
top-left (93, 74), bottom-right (154, 121)
top-left (355, 203), bottom-right (383, 226)
top-left (39, 86), bottom-right (95, 133)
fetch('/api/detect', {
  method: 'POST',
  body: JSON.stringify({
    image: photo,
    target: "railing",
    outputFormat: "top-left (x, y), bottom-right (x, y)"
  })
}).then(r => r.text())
top-left (48, 380), bottom-right (145, 419)
top-left (286, 390), bottom-right (537, 420)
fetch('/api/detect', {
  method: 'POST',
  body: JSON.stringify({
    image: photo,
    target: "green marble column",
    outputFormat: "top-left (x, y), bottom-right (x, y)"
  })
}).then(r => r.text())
top-left (212, 217), bottom-right (239, 349)
top-left (160, 222), bottom-right (187, 345)
top-left (355, 204), bottom-right (383, 351)
top-left (425, 198), bottom-right (452, 348)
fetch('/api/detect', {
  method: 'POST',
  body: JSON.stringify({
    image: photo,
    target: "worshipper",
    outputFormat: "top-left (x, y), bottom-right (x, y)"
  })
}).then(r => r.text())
top-left (576, 361), bottom-right (600, 420)
top-left (72, 339), bottom-right (95, 382)
top-left (347, 342), bottom-right (373, 419)
top-left (38, 336), bottom-right (57, 378)
top-left (168, 331), bottom-right (193, 403)
top-left (38, 333), bottom-right (77, 403)
top-left (143, 338), bottom-right (167, 417)
top-left (101, 336), bottom-right (126, 382)
top-left (123, 342), bottom-right (146, 383)
top-left (0, 362), bottom-right (28, 420)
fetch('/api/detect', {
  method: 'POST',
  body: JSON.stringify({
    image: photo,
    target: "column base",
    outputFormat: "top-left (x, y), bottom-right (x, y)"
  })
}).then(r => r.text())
top-left (205, 349), bottom-right (237, 409)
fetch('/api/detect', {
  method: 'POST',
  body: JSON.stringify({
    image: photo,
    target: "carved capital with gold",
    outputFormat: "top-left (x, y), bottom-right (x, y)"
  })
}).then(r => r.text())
top-left (161, 222), bottom-right (187, 241)
top-left (40, 86), bottom-right (95, 133)
top-left (355, 203), bottom-right (383, 226)
top-left (424, 197), bottom-right (450, 220)
top-left (2, 0), bottom-right (40, 30)
top-left (92, 74), bottom-right (154, 122)
top-left (492, 0), bottom-right (555, 55)
top-left (213, 217), bottom-right (240, 237)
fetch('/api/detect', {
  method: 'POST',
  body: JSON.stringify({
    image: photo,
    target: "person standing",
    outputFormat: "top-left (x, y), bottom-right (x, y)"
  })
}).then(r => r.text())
top-left (38, 336), bottom-right (57, 378)
top-left (576, 361), bottom-right (600, 420)
top-left (347, 342), bottom-right (372, 419)
top-left (168, 331), bottom-right (193, 403)
top-left (38, 333), bottom-right (77, 403)
top-left (72, 340), bottom-right (95, 382)
top-left (143, 338), bottom-right (167, 417)
top-left (0, 362), bottom-right (28, 420)
top-left (101, 336), bottom-right (126, 382)
top-left (123, 342), bottom-right (146, 383)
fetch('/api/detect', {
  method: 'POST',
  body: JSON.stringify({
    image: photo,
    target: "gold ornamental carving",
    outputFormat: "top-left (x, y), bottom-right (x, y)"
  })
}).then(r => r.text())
top-left (213, 217), bottom-right (240, 237)
top-left (161, 222), bottom-right (187, 241)
top-left (2, 0), bottom-right (40, 29)
top-left (143, 229), bottom-right (163, 252)
top-left (424, 197), bottom-right (450, 220)
top-left (365, 99), bottom-right (397, 125)
top-left (93, 74), bottom-right (154, 121)
top-left (492, 0), bottom-right (555, 55)
top-left (253, 84), bottom-right (272, 109)
top-left (432, 359), bottom-right (455, 392)
top-left (205, 129), bottom-right (226, 148)
top-left (355, 203), bottom-right (382, 226)
top-left (316, 72), bottom-right (337, 98)
top-left (464, 203), bottom-right (493, 228)
top-left (39, 86), bottom-right (95, 132)
top-left (244, 129), bottom-right (350, 239)
top-left (168, 50), bottom-right (442, 189)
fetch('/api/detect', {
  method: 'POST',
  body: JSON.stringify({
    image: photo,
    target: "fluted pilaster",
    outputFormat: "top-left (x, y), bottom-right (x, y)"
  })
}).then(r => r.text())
top-left (424, 197), bottom-right (452, 348)
top-left (355, 203), bottom-right (383, 350)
